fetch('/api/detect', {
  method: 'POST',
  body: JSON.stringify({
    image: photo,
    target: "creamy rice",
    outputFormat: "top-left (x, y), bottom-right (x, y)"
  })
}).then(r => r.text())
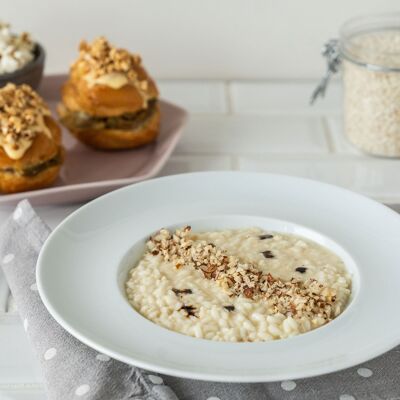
top-left (125, 227), bottom-right (351, 342)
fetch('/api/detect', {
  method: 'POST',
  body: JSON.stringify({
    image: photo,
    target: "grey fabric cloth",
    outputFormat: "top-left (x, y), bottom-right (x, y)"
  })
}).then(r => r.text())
top-left (0, 200), bottom-right (178, 400)
top-left (1, 200), bottom-right (400, 400)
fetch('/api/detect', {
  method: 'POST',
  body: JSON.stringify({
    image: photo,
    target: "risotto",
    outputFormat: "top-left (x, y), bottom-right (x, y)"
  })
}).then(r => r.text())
top-left (125, 227), bottom-right (351, 342)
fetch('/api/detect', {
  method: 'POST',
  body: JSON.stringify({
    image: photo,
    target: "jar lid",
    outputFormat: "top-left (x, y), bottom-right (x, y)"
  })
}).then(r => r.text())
top-left (340, 13), bottom-right (400, 71)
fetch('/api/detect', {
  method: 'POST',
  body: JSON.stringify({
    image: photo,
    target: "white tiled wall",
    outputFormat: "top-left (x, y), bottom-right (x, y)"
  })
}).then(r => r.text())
top-left (159, 154), bottom-right (232, 176)
top-left (157, 79), bottom-right (400, 204)
top-left (230, 81), bottom-right (343, 115)
top-left (176, 115), bottom-right (329, 155)
top-left (237, 155), bottom-right (400, 202)
top-left (326, 116), bottom-right (363, 155)
top-left (158, 81), bottom-right (228, 114)
top-left (3, 0), bottom-right (400, 79)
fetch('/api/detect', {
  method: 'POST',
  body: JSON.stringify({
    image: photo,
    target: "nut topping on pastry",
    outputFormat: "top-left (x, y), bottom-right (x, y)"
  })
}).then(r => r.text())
top-left (59, 37), bottom-right (159, 150)
top-left (74, 37), bottom-right (150, 100)
top-left (0, 84), bottom-right (51, 160)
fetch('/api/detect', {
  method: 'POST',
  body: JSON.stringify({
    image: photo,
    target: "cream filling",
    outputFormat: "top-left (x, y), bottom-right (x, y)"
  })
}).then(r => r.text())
top-left (0, 116), bottom-right (52, 160)
top-left (0, 136), bottom-right (32, 159)
top-left (86, 72), bottom-right (130, 89)
top-left (84, 72), bottom-right (152, 107)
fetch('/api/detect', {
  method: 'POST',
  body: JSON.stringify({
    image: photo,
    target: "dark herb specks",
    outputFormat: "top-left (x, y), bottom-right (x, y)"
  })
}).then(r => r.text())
top-left (262, 250), bottom-right (275, 259)
top-left (179, 305), bottom-right (197, 317)
top-left (259, 234), bottom-right (274, 240)
top-left (172, 288), bottom-right (193, 296)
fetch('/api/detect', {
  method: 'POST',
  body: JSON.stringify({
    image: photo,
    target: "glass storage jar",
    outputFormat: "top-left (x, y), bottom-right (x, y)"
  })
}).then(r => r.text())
top-left (313, 14), bottom-right (400, 157)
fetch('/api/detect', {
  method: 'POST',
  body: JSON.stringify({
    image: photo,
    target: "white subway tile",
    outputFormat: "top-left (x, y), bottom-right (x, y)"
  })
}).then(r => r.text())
top-left (230, 81), bottom-right (342, 115)
top-left (326, 116), bottom-right (364, 155)
top-left (175, 115), bottom-right (329, 155)
top-left (158, 155), bottom-right (232, 176)
top-left (237, 155), bottom-right (400, 202)
top-left (158, 80), bottom-right (227, 114)
top-left (0, 387), bottom-right (45, 399)
top-left (0, 319), bottom-right (42, 385)
top-left (7, 295), bottom-right (16, 314)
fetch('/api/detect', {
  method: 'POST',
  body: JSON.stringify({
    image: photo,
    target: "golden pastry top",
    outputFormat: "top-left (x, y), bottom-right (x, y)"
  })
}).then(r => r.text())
top-left (0, 84), bottom-right (51, 160)
top-left (73, 37), bottom-right (149, 90)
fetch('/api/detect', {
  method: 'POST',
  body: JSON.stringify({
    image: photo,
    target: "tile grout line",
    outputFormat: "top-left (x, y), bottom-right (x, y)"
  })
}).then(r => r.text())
top-left (5, 291), bottom-right (13, 313)
top-left (0, 272), bottom-right (9, 314)
top-left (230, 155), bottom-right (240, 170)
top-left (224, 80), bottom-right (233, 115)
top-left (0, 382), bottom-right (45, 391)
top-left (0, 313), bottom-right (21, 322)
top-left (185, 110), bottom-right (343, 117)
top-left (222, 110), bottom-right (343, 117)
top-left (321, 116), bottom-right (336, 154)
top-left (172, 150), bottom-right (345, 158)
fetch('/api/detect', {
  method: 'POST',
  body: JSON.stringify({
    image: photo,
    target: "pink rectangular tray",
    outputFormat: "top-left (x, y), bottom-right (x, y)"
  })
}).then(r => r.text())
top-left (0, 75), bottom-right (188, 206)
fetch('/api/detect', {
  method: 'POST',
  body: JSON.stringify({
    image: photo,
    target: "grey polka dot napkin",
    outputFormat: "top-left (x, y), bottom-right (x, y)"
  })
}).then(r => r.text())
top-left (1, 200), bottom-right (400, 400)
top-left (0, 200), bottom-right (178, 400)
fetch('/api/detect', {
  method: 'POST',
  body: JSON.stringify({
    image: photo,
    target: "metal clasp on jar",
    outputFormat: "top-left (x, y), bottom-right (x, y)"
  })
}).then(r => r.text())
top-left (310, 39), bottom-right (341, 104)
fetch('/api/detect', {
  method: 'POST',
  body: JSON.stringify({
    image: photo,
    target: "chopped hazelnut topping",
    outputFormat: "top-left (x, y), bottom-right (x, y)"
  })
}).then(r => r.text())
top-left (76, 37), bottom-right (142, 79)
top-left (147, 227), bottom-right (338, 322)
top-left (0, 83), bottom-right (51, 159)
top-left (73, 37), bottom-right (154, 105)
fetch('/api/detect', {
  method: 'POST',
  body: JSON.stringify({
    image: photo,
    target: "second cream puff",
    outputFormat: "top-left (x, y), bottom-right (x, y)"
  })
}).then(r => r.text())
top-left (58, 37), bottom-right (160, 150)
top-left (0, 83), bottom-right (64, 193)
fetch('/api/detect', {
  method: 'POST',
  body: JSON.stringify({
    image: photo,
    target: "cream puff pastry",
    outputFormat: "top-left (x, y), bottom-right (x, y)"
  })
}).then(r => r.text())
top-left (0, 83), bottom-right (63, 193)
top-left (58, 37), bottom-right (160, 150)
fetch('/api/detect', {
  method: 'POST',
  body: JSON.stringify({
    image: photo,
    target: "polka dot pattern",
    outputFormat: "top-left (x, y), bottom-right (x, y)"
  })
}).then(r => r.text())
top-left (75, 384), bottom-right (90, 396)
top-left (96, 354), bottom-right (110, 362)
top-left (281, 380), bottom-right (296, 391)
top-left (357, 367), bottom-right (373, 378)
top-left (44, 347), bottom-right (57, 360)
top-left (2, 254), bottom-right (14, 264)
top-left (339, 395), bottom-right (355, 400)
top-left (148, 374), bottom-right (164, 385)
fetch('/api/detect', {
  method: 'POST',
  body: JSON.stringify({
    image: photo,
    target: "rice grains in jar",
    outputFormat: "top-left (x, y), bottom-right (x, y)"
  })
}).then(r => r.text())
top-left (314, 14), bottom-right (400, 157)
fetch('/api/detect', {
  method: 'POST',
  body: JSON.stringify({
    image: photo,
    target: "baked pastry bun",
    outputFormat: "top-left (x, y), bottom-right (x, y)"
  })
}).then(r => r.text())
top-left (0, 84), bottom-right (64, 194)
top-left (58, 37), bottom-right (160, 150)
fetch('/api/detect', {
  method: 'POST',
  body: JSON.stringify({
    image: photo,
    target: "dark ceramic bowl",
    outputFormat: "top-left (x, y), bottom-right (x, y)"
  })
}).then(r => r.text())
top-left (0, 43), bottom-right (45, 90)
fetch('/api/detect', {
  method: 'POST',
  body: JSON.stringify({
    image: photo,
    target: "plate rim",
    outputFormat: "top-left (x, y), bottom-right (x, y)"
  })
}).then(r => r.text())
top-left (36, 171), bottom-right (400, 382)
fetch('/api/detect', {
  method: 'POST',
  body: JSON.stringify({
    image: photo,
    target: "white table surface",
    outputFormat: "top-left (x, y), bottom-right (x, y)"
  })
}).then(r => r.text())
top-left (1, 79), bottom-right (400, 399)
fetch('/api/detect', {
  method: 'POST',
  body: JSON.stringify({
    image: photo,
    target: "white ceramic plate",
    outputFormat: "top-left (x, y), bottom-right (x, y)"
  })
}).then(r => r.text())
top-left (37, 172), bottom-right (400, 382)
